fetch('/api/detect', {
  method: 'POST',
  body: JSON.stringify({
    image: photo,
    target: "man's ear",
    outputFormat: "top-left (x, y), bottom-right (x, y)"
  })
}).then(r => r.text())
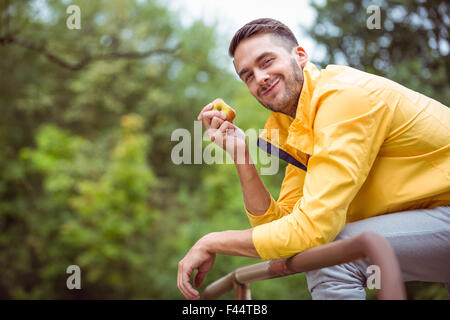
top-left (295, 46), bottom-right (308, 68)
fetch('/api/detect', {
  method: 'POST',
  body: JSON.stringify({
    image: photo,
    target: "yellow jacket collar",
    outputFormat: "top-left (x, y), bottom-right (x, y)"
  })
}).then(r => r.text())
top-left (258, 62), bottom-right (321, 169)
top-left (287, 61), bottom-right (321, 155)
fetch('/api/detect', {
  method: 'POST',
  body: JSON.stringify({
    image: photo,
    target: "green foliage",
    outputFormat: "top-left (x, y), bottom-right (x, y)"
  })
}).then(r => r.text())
top-left (307, 0), bottom-right (449, 104)
top-left (16, 117), bottom-right (157, 298)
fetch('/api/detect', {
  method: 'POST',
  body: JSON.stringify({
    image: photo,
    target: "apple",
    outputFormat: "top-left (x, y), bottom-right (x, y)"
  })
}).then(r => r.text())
top-left (211, 98), bottom-right (236, 122)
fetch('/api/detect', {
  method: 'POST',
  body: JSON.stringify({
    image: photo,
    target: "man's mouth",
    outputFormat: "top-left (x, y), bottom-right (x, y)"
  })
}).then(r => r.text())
top-left (263, 78), bottom-right (280, 96)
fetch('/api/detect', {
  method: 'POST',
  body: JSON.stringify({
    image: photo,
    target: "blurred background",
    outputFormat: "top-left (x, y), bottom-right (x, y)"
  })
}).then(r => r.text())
top-left (0, 0), bottom-right (448, 299)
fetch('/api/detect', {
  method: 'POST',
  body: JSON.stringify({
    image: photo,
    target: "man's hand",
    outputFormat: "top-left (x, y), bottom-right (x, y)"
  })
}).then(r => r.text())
top-left (177, 230), bottom-right (259, 299)
top-left (177, 240), bottom-right (216, 300)
top-left (197, 101), bottom-right (248, 162)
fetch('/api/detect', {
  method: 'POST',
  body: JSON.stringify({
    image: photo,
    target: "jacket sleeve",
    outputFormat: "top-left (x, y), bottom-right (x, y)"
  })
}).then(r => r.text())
top-left (246, 164), bottom-right (306, 227)
top-left (252, 87), bottom-right (393, 260)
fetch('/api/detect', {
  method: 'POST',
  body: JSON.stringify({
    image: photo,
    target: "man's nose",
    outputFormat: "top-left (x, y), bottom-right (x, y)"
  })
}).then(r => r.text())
top-left (255, 69), bottom-right (270, 86)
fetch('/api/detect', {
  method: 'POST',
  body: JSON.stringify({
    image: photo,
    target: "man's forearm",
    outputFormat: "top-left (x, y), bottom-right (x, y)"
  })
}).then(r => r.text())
top-left (198, 229), bottom-right (260, 258)
top-left (234, 147), bottom-right (271, 215)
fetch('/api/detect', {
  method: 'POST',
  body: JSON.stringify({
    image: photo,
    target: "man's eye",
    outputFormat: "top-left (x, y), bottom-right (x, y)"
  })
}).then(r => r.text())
top-left (263, 58), bottom-right (273, 66)
top-left (246, 73), bottom-right (253, 82)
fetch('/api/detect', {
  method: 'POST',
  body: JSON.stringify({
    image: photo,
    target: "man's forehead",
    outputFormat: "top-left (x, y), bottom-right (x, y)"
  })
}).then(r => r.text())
top-left (234, 34), bottom-right (274, 59)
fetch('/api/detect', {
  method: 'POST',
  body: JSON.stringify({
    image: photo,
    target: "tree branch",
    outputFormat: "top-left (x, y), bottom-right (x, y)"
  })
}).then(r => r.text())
top-left (0, 35), bottom-right (179, 70)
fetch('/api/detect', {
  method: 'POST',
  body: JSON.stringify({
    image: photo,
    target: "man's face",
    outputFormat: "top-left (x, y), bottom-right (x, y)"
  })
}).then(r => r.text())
top-left (233, 33), bottom-right (307, 117)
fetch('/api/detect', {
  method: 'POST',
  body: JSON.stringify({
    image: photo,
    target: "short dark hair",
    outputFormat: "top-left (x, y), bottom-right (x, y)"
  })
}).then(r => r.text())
top-left (228, 18), bottom-right (299, 57)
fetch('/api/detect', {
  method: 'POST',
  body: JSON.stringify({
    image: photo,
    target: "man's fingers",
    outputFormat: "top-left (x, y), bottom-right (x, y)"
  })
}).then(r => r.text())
top-left (210, 116), bottom-right (224, 130)
top-left (197, 104), bottom-right (213, 121)
top-left (201, 111), bottom-right (226, 129)
top-left (183, 279), bottom-right (199, 300)
top-left (218, 120), bottom-right (235, 134)
top-left (177, 262), bottom-right (185, 297)
top-left (181, 268), bottom-right (198, 299)
top-left (178, 261), bottom-right (200, 300)
top-left (207, 120), bottom-right (236, 145)
top-left (203, 110), bottom-right (226, 120)
top-left (194, 270), bottom-right (207, 288)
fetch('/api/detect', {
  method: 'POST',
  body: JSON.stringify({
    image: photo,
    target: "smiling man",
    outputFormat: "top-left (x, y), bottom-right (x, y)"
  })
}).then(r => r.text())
top-left (177, 18), bottom-right (450, 300)
top-left (235, 36), bottom-right (304, 117)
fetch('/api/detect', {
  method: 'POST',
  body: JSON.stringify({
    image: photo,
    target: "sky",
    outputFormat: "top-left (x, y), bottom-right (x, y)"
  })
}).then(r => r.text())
top-left (167, 0), bottom-right (325, 67)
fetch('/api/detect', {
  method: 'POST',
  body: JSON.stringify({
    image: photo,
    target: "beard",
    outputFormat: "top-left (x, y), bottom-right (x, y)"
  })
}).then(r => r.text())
top-left (257, 58), bottom-right (303, 117)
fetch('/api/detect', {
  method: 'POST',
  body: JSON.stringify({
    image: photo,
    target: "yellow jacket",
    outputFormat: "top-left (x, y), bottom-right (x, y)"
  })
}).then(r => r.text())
top-left (248, 62), bottom-right (450, 260)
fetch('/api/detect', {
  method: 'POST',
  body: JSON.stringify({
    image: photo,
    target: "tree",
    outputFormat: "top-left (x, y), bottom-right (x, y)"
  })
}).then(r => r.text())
top-left (306, 0), bottom-right (449, 104)
top-left (0, 0), bottom-right (246, 298)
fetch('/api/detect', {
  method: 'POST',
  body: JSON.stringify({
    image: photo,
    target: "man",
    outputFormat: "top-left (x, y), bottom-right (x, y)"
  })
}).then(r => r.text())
top-left (177, 18), bottom-right (450, 300)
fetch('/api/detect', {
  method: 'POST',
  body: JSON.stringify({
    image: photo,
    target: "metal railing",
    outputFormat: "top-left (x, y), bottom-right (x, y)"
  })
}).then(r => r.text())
top-left (202, 231), bottom-right (406, 300)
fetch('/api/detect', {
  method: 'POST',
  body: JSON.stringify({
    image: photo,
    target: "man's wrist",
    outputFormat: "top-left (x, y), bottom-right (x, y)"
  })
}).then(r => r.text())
top-left (196, 230), bottom-right (259, 258)
top-left (196, 232), bottom-right (218, 253)
top-left (232, 145), bottom-right (253, 165)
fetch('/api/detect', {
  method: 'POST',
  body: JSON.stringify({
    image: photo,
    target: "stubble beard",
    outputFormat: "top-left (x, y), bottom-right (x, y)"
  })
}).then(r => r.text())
top-left (258, 58), bottom-right (303, 118)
